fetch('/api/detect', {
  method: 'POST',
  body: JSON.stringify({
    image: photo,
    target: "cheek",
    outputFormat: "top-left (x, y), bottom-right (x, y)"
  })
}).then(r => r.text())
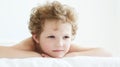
top-left (39, 40), bottom-right (53, 50)
top-left (63, 43), bottom-right (71, 54)
top-left (41, 43), bottom-right (50, 48)
top-left (64, 41), bottom-right (71, 49)
top-left (66, 39), bottom-right (71, 45)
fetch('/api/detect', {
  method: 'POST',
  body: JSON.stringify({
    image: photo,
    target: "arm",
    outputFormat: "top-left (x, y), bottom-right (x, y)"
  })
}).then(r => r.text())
top-left (65, 44), bottom-right (112, 57)
top-left (0, 46), bottom-right (42, 58)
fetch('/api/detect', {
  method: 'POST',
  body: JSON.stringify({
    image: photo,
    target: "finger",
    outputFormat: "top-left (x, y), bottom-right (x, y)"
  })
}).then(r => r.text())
top-left (41, 54), bottom-right (50, 57)
top-left (41, 54), bottom-right (46, 57)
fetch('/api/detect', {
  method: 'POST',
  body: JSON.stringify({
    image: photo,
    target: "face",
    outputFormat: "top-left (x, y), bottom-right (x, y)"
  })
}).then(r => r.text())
top-left (34, 19), bottom-right (72, 58)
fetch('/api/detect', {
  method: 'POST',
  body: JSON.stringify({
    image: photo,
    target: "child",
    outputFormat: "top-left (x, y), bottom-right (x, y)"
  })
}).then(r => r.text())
top-left (0, 1), bottom-right (111, 58)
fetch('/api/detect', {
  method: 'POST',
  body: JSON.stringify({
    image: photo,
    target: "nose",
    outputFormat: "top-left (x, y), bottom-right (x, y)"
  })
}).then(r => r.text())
top-left (56, 38), bottom-right (64, 47)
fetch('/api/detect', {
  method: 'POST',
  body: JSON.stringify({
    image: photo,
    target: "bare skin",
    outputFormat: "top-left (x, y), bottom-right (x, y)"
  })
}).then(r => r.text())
top-left (5, 37), bottom-right (111, 58)
top-left (0, 46), bottom-right (41, 58)
top-left (0, 41), bottom-right (111, 58)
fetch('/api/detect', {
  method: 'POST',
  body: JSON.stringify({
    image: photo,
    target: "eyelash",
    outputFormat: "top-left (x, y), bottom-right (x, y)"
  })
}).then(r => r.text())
top-left (47, 36), bottom-right (55, 38)
top-left (64, 36), bottom-right (70, 39)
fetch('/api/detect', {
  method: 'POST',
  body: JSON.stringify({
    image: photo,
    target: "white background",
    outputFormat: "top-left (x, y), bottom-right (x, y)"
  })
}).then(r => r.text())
top-left (0, 0), bottom-right (120, 57)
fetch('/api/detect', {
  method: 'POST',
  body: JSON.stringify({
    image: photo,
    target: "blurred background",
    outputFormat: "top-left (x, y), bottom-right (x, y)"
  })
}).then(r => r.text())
top-left (0, 0), bottom-right (120, 57)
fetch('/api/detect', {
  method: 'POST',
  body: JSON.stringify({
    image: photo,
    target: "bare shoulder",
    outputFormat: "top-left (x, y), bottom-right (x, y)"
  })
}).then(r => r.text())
top-left (12, 37), bottom-right (35, 51)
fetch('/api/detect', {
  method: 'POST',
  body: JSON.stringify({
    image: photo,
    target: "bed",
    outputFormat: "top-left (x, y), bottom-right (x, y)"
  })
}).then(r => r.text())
top-left (0, 56), bottom-right (120, 67)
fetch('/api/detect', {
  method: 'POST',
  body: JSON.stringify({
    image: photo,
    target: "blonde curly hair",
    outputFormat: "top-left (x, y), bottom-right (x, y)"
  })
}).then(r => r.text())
top-left (28, 1), bottom-right (78, 38)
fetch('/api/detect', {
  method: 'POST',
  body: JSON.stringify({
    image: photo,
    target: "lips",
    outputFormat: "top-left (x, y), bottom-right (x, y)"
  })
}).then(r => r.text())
top-left (52, 50), bottom-right (64, 52)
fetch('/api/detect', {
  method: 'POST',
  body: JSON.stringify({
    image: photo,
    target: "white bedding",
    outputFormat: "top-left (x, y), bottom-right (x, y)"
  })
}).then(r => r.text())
top-left (0, 56), bottom-right (120, 67)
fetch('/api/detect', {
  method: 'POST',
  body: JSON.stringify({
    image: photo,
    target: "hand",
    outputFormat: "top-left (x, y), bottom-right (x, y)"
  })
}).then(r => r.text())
top-left (41, 53), bottom-right (52, 58)
top-left (64, 52), bottom-right (78, 57)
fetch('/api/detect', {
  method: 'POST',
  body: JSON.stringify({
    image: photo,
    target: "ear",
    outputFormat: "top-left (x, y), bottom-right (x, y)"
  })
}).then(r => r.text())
top-left (32, 34), bottom-right (39, 44)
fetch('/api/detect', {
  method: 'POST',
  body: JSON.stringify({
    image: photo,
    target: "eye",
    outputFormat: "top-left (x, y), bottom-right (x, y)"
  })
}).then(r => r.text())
top-left (63, 36), bottom-right (70, 39)
top-left (47, 35), bottom-right (55, 38)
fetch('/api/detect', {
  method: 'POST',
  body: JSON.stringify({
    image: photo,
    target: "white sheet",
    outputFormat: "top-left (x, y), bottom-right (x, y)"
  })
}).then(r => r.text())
top-left (0, 56), bottom-right (120, 67)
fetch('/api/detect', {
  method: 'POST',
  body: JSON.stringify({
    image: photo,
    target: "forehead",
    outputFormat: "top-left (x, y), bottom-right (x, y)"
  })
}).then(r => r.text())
top-left (43, 19), bottom-right (72, 33)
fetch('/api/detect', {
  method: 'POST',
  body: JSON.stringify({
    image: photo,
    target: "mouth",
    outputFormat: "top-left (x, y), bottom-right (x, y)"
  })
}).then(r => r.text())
top-left (52, 50), bottom-right (64, 52)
